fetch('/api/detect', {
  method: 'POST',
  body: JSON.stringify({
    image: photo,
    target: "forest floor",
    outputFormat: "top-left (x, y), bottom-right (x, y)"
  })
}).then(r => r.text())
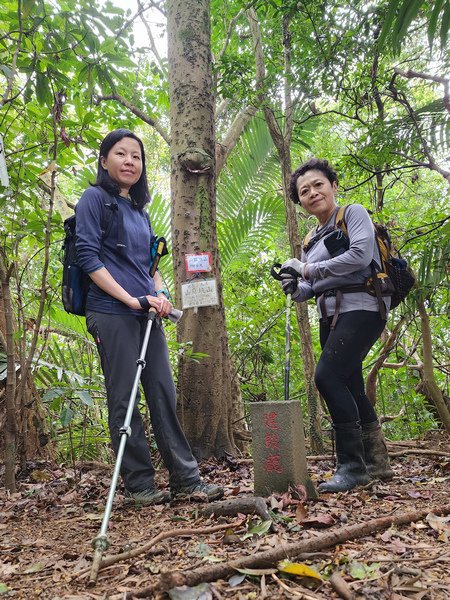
top-left (1, 430), bottom-right (450, 600)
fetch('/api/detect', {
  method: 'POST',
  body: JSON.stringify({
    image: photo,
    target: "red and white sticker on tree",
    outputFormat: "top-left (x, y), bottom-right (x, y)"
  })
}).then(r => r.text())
top-left (185, 252), bottom-right (212, 274)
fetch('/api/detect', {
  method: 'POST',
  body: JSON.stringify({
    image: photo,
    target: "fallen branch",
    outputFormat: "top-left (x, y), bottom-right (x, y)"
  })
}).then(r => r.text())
top-left (307, 448), bottom-right (450, 461)
top-left (201, 497), bottom-right (271, 521)
top-left (75, 519), bottom-right (243, 580)
top-left (329, 572), bottom-right (354, 600)
top-left (388, 448), bottom-right (450, 458)
top-left (139, 504), bottom-right (450, 595)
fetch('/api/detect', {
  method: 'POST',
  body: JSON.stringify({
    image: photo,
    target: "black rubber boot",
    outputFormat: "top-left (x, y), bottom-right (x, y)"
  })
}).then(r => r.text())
top-left (362, 420), bottom-right (394, 481)
top-left (318, 422), bottom-right (371, 493)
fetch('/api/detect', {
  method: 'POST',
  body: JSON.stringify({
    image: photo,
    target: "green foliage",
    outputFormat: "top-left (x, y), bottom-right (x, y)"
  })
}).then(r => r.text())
top-left (378, 0), bottom-right (450, 52)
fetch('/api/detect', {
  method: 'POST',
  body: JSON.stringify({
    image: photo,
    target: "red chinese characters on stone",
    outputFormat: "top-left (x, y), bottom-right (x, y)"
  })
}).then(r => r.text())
top-left (263, 411), bottom-right (283, 474)
top-left (263, 411), bottom-right (280, 430)
top-left (265, 432), bottom-right (279, 450)
top-left (264, 454), bottom-right (283, 473)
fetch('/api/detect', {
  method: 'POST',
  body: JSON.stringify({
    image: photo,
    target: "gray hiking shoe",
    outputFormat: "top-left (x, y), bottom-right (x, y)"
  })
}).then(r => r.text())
top-left (171, 480), bottom-right (224, 502)
top-left (124, 486), bottom-right (171, 506)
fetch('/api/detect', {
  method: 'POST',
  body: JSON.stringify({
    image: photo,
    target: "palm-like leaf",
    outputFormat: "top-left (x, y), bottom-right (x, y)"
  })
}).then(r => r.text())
top-left (416, 222), bottom-right (450, 302)
top-left (379, 0), bottom-right (450, 51)
top-left (147, 187), bottom-right (174, 291)
top-left (217, 117), bottom-right (284, 270)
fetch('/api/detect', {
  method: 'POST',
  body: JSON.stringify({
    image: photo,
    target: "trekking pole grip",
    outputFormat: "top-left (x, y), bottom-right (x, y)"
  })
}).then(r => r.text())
top-left (270, 262), bottom-right (283, 281)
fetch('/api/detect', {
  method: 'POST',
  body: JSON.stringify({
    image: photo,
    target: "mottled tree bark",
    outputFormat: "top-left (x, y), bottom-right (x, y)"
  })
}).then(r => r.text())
top-left (417, 300), bottom-right (450, 434)
top-left (0, 252), bottom-right (17, 491)
top-left (167, 0), bottom-right (235, 457)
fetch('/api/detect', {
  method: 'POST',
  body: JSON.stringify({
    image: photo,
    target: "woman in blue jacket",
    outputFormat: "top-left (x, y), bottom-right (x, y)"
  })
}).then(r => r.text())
top-left (76, 129), bottom-right (223, 505)
top-left (280, 158), bottom-right (393, 493)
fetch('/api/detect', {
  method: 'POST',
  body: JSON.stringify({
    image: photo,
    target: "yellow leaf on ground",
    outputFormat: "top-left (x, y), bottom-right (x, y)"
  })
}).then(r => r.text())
top-left (277, 560), bottom-right (322, 580)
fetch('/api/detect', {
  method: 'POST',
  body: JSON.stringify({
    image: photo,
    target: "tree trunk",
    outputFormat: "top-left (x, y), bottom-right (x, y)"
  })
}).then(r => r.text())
top-left (0, 255), bottom-right (52, 481)
top-left (167, 0), bottom-right (236, 458)
top-left (366, 316), bottom-right (406, 404)
top-left (0, 252), bottom-right (17, 491)
top-left (417, 300), bottom-right (450, 433)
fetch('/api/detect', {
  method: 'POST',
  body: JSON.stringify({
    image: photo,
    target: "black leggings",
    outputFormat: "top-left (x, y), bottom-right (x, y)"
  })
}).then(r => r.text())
top-left (314, 310), bottom-right (385, 425)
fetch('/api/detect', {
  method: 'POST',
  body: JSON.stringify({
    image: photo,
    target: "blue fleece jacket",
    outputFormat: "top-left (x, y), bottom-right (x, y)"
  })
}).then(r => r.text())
top-left (75, 186), bottom-right (156, 316)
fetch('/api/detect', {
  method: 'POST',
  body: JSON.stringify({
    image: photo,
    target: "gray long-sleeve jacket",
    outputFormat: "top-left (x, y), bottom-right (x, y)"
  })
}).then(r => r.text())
top-left (293, 204), bottom-right (390, 318)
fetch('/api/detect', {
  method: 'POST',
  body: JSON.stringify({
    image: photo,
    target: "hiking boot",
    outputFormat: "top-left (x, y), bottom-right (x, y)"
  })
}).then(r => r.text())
top-left (171, 480), bottom-right (224, 502)
top-left (124, 486), bottom-right (171, 506)
top-left (318, 422), bottom-right (371, 493)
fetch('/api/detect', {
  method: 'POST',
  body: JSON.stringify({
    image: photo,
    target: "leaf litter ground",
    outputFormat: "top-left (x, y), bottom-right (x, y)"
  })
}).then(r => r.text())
top-left (1, 430), bottom-right (450, 600)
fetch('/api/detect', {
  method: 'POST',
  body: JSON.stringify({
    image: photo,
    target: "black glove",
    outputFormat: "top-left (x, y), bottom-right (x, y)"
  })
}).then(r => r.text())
top-left (280, 273), bottom-right (298, 295)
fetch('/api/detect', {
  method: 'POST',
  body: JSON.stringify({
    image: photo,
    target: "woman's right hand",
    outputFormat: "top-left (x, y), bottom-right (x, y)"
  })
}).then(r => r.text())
top-left (129, 294), bottom-right (172, 317)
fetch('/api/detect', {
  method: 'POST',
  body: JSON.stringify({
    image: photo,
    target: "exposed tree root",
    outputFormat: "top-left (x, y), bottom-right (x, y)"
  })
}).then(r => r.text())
top-left (123, 504), bottom-right (450, 598)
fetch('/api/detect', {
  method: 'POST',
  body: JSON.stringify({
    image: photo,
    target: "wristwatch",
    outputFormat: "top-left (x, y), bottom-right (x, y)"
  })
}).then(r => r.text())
top-left (156, 288), bottom-right (170, 300)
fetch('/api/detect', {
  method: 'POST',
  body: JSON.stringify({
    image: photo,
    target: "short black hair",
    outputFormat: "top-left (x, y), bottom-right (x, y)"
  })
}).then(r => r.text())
top-left (290, 158), bottom-right (338, 204)
top-left (94, 129), bottom-right (151, 210)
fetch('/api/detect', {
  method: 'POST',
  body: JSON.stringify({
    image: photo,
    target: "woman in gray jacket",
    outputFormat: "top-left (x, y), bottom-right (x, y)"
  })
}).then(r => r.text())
top-left (280, 158), bottom-right (393, 493)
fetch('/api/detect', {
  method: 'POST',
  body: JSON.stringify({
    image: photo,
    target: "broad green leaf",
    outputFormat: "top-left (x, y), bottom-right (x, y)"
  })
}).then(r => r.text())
top-left (349, 561), bottom-right (381, 580)
top-left (42, 388), bottom-right (66, 401)
top-left (394, 0), bottom-right (423, 42)
top-left (60, 405), bottom-right (74, 426)
top-left (241, 519), bottom-right (272, 540)
top-left (76, 389), bottom-right (94, 406)
top-left (35, 70), bottom-right (52, 107)
top-left (0, 64), bottom-right (12, 78)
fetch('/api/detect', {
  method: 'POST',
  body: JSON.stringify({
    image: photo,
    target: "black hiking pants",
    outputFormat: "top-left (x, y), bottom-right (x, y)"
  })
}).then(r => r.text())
top-left (314, 310), bottom-right (385, 426)
top-left (86, 311), bottom-right (200, 492)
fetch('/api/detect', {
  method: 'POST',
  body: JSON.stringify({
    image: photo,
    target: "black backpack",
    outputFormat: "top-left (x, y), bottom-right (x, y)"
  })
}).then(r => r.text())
top-left (61, 188), bottom-right (118, 316)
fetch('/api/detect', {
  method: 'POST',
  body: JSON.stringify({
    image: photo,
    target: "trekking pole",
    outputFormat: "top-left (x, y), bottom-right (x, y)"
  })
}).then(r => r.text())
top-left (270, 263), bottom-right (294, 402)
top-left (284, 292), bottom-right (291, 403)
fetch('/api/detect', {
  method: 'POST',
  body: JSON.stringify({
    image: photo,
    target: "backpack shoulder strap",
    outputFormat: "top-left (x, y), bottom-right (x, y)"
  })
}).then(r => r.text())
top-left (94, 186), bottom-right (126, 252)
top-left (302, 206), bottom-right (350, 253)
top-left (302, 226), bottom-right (317, 253)
top-left (94, 186), bottom-right (117, 238)
top-left (335, 206), bottom-right (348, 235)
